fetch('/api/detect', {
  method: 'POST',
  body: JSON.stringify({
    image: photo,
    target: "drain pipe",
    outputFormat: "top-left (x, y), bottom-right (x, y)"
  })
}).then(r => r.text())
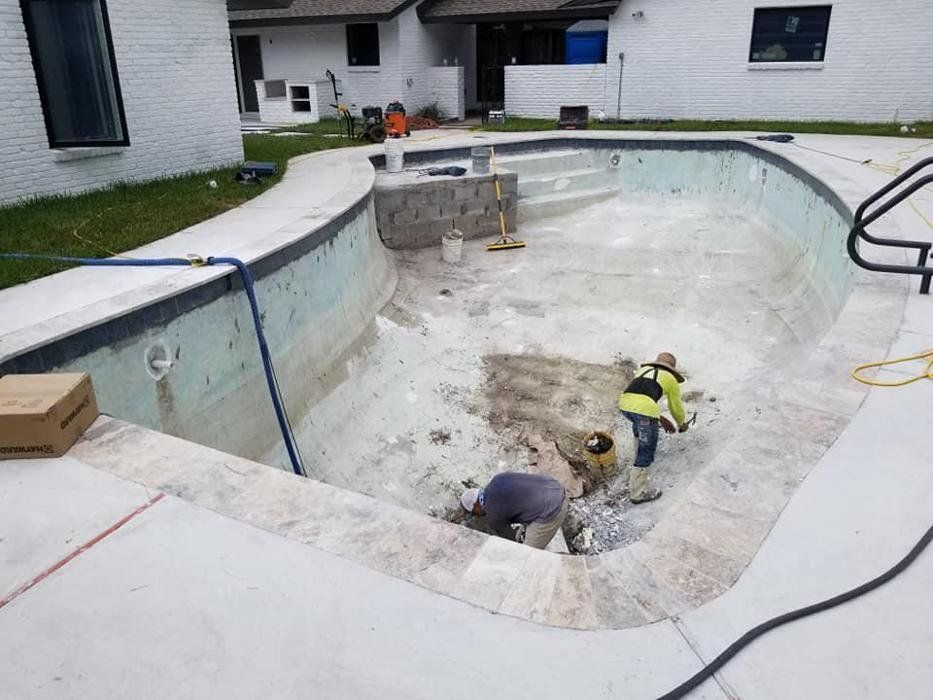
top-left (615, 52), bottom-right (624, 121)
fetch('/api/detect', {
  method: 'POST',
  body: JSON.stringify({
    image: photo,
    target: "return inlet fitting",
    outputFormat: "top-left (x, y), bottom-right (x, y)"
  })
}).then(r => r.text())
top-left (144, 341), bottom-right (173, 380)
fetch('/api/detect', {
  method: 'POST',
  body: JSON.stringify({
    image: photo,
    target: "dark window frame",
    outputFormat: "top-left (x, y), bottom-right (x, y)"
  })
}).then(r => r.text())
top-left (19, 0), bottom-right (130, 148)
top-left (346, 22), bottom-right (380, 67)
top-left (748, 5), bottom-right (832, 64)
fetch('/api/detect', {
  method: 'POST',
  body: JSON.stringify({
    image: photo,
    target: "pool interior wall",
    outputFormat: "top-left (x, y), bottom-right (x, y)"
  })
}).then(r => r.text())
top-left (41, 141), bottom-right (855, 538)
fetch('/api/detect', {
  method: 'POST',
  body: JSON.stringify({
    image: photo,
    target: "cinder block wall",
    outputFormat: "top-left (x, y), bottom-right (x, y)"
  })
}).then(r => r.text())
top-left (374, 172), bottom-right (518, 249)
top-left (0, 0), bottom-right (244, 205)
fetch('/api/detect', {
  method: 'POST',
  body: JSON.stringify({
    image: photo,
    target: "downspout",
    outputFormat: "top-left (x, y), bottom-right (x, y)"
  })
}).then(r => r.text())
top-left (615, 51), bottom-right (624, 121)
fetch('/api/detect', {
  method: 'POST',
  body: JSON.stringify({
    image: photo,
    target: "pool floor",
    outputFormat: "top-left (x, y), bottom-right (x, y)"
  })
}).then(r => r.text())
top-left (279, 191), bottom-right (830, 549)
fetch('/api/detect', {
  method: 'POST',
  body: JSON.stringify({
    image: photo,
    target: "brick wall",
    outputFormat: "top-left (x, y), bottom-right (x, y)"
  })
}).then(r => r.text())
top-left (238, 5), bottom-right (476, 119)
top-left (375, 171), bottom-right (518, 249)
top-left (605, 0), bottom-right (933, 122)
top-left (426, 67), bottom-right (465, 120)
top-left (398, 10), bottom-right (474, 113)
top-left (254, 79), bottom-right (338, 124)
top-left (504, 64), bottom-right (608, 119)
top-left (0, 0), bottom-right (244, 206)
top-left (235, 20), bottom-right (404, 114)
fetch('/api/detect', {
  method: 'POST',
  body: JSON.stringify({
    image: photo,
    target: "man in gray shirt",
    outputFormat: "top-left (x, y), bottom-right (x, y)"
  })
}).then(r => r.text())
top-left (460, 472), bottom-right (568, 549)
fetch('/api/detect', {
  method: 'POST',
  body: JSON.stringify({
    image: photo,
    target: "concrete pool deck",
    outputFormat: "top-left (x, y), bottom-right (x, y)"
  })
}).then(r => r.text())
top-left (1, 131), bottom-right (932, 697)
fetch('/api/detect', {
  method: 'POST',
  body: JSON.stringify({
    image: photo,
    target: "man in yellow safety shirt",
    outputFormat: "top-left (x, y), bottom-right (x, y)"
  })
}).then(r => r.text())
top-left (618, 352), bottom-right (689, 504)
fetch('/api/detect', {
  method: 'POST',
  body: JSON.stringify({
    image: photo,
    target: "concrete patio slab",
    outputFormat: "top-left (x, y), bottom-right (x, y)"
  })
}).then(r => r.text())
top-left (1, 130), bottom-right (931, 698)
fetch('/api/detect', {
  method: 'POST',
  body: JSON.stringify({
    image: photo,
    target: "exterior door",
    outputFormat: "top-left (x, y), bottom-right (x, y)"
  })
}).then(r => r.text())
top-left (234, 35), bottom-right (263, 114)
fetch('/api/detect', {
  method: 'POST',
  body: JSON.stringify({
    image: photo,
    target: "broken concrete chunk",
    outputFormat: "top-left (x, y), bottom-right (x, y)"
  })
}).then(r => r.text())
top-left (526, 434), bottom-right (584, 498)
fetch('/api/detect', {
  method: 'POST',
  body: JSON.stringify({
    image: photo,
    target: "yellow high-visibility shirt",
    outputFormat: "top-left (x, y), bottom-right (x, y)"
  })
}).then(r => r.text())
top-left (618, 365), bottom-right (686, 425)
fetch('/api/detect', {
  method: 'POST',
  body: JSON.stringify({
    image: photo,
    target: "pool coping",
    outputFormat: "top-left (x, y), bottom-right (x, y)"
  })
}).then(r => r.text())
top-left (37, 131), bottom-right (921, 629)
top-left (1, 134), bottom-right (879, 375)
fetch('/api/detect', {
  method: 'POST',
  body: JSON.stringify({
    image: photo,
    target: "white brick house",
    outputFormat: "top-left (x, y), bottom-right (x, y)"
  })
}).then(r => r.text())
top-left (0, 0), bottom-right (244, 207)
top-left (233, 0), bottom-right (931, 124)
top-left (229, 0), bottom-right (475, 122)
top-left (602, 0), bottom-right (933, 123)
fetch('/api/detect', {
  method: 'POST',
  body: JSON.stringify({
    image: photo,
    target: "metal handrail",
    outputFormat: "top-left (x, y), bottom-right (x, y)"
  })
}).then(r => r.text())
top-left (847, 156), bottom-right (933, 294)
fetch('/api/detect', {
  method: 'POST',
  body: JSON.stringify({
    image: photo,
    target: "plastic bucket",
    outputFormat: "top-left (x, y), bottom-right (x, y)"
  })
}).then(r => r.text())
top-left (385, 139), bottom-right (405, 173)
top-left (582, 431), bottom-right (618, 479)
top-left (471, 146), bottom-right (491, 174)
top-left (442, 229), bottom-right (464, 263)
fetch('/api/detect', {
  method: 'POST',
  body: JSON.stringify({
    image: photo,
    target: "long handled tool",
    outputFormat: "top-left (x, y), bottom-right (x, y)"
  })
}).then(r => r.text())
top-left (486, 146), bottom-right (526, 251)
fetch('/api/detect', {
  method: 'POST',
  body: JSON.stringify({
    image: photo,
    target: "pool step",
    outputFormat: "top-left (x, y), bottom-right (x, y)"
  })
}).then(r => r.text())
top-left (518, 167), bottom-right (613, 199)
top-left (518, 185), bottom-right (619, 222)
top-left (496, 149), bottom-right (595, 177)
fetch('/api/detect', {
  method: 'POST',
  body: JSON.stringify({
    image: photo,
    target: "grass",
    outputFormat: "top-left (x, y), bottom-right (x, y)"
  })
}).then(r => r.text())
top-left (0, 119), bottom-right (360, 290)
top-left (476, 117), bottom-right (933, 138)
top-left (4, 114), bottom-right (930, 290)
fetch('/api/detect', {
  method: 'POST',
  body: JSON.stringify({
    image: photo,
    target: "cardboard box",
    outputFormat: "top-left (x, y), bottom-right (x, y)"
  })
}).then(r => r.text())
top-left (0, 373), bottom-right (99, 459)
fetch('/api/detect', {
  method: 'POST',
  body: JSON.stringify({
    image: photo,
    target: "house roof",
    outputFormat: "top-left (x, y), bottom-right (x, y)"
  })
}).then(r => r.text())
top-left (227, 0), bottom-right (292, 10)
top-left (228, 0), bottom-right (421, 26)
top-left (418, 0), bottom-right (621, 23)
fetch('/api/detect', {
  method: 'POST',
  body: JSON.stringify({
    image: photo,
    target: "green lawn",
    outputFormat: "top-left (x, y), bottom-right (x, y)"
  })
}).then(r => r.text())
top-left (0, 119), bottom-right (359, 290)
top-left (477, 117), bottom-right (933, 138)
top-left (3, 115), bottom-right (930, 290)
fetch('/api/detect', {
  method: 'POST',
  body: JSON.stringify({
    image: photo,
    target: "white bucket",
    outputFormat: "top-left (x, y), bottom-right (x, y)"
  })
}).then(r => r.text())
top-left (385, 139), bottom-right (405, 173)
top-left (441, 229), bottom-right (464, 263)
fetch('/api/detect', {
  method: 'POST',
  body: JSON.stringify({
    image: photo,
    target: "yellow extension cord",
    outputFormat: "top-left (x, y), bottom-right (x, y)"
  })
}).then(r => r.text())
top-left (851, 349), bottom-right (933, 387)
top-left (850, 142), bottom-right (933, 388)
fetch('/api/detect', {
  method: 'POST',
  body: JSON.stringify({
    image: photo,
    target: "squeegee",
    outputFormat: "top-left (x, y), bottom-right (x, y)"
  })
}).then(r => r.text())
top-left (486, 146), bottom-right (525, 251)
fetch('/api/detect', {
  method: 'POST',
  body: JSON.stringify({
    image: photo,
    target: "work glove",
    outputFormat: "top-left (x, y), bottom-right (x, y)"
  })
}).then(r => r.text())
top-left (659, 416), bottom-right (676, 434)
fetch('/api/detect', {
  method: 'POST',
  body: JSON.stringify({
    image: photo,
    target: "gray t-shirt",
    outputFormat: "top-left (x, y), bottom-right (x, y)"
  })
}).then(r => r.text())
top-left (483, 472), bottom-right (565, 538)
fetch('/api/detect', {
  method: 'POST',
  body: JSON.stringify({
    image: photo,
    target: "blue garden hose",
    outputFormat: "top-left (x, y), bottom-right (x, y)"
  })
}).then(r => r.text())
top-left (0, 253), bottom-right (307, 477)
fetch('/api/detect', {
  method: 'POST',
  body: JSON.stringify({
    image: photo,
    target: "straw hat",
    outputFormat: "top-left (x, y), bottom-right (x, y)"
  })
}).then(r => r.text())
top-left (641, 352), bottom-right (685, 383)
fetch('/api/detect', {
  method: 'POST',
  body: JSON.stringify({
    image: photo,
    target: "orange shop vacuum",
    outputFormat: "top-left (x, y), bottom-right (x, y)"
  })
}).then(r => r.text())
top-left (384, 101), bottom-right (411, 138)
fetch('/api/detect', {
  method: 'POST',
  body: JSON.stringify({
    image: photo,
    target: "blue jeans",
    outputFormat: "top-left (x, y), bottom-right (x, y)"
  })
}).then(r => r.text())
top-left (621, 411), bottom-right (659, 468)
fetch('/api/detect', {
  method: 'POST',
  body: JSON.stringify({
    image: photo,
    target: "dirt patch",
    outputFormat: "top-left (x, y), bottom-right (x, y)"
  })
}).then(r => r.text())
top-left (429, 428), bottom-right (452, 445)
top-left (682, 389), bottom-right (706, 402)
top-left (481, 353), bottom-right (635, 441)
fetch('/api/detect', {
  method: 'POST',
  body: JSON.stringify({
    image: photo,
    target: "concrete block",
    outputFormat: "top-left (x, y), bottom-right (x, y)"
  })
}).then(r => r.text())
top-left (392, 208), bottom-right (418, 225)
top-left (463, 199), bottom-right (489, 216)
top-left (417, 205), bottom-right (441, 221)
top-left (402, 190), bottom-right (425, 207)
top-left (440, 187), bottom-right (456, 202)
top-left (404, 221), bottom-right (443, 248)
top-left (374, 190), bottom-right (406, 211)
top-left (453, 215), bottom-right (480, 232)
top-left (440, 201), bottom-right (466, 218)
top-left (453, 185), bottom-right (478, 201)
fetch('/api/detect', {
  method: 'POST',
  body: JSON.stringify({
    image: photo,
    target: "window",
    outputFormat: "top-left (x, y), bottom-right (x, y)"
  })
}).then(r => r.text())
top-left (749, 6), bottom-right (832, 63)
top-left (346, 23), bottom-right (380, 67)
top-left (20, 0), bottom-right (128, 147)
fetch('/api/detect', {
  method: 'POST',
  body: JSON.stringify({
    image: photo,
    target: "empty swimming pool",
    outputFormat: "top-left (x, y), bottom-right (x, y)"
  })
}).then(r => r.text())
top-left (270, 142), bottom-right (856, 550)
top-left (25, 138), bottom-right (864, 554)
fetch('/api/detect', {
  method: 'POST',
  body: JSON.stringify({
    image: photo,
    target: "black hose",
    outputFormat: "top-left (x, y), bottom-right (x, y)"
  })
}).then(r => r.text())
top-left (658, 523), bottom-right (933, 699)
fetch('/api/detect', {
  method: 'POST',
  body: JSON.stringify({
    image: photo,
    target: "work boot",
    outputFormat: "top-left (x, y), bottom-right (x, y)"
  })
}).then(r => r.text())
top-left (629, 467), bottom-right (662, 504)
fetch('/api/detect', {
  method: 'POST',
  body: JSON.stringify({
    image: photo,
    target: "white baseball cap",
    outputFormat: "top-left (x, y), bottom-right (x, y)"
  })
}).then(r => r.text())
top-left (460, 488), bottom-right (480, 512)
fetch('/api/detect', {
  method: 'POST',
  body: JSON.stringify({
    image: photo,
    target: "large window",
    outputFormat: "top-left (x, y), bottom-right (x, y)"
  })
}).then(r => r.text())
top-left (749, 6), bottom-right (832, 63)
top-left (346, 23), bottom-right (380, 67)
top-left (20, 0), bottom-right (129, 147)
